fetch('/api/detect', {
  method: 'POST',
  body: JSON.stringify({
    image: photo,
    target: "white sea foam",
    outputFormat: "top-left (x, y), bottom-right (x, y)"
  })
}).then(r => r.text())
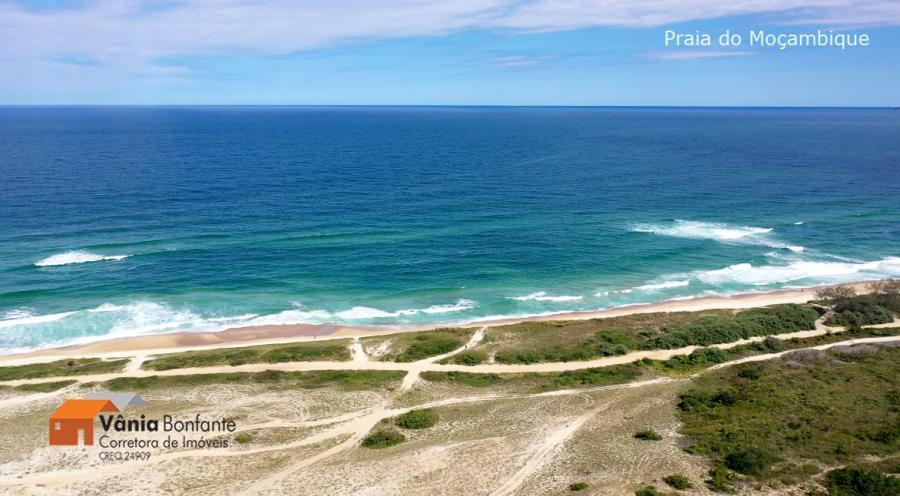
top-left (509, 292), bottom-right (584, 302)
top-left (691, 256), bottom-right (900, 286)
top-left (0, 310), bottom-right (78, 329)
top-left (630, 220), bottom-right (804, 253)
top-left (335, 299), bottom-right (477, 320)
top-left (634, 280), bottom-right (691, 291)
top-left (794, 221), bottom-right (805, 225)
top-left (35, 250), bottom-right (129, 267)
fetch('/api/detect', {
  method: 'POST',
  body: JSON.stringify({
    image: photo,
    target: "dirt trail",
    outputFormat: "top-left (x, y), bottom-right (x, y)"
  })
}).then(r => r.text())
top-left (350, 337), bottom-right (368, 363)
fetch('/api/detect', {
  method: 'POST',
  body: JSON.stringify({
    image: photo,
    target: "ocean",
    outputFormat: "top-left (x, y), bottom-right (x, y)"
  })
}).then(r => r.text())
top-left (1, 106), bottom-right (898, 353)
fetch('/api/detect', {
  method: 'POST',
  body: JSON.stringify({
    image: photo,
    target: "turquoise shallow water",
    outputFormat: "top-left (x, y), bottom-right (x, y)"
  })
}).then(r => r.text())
top-left (0, 106), bottom-right (898, 353)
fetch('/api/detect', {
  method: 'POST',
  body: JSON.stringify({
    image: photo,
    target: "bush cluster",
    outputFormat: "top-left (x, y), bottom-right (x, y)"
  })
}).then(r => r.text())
top-left (361, 429), bottom-right (406, 449)
top-left (395, 409), bottom-right (439, 429)
top-left (654, 305), bottom-right (818, 349)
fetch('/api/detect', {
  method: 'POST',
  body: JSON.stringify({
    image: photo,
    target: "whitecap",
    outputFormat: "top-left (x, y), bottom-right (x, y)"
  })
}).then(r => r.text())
top-left (0, 310), bottom-right (78, 329)
top-left (691, 256), bottom-right (900, 286)
top-left (35, 250), bottom-right (129, 267)
top-left (634, 280), bottom-right (691, 291)
top-left (630, 220), bottom-right (804, 253)
top-left (509, 292), bottom-right (583, 303)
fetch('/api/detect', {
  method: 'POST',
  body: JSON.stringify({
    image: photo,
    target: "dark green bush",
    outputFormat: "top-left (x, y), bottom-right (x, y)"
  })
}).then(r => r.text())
top-left (824, 467), bottom-right (900, 496)
top-left (362, 429), bottom-right (406, 449)
top-left (827, 296), bottom-right (894, 327)
top-left (395, 409), bottom-right (439, 429)
top-left (662, 474), bottom-right (692, 490)
top-left (634, 430), bottom-right (662, 441)
top-left (451, 350), bottom-right (487, 365)
top-left (634, 486), bottom-right (661, 496)
top-left (655, 304), bottom-right (817, 349)
top-left (724, 448), bottom-right (774, 475)
top-left (568, 482), bottom-right (589, 491)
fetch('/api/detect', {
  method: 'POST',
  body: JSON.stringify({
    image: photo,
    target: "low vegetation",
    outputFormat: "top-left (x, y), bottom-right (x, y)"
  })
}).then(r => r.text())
top-left (677, 343), bottom-right (900, 490)
top-left (13, 380), bottom-right (77, 393)
top-left (568, 482), bottom-right (589, 491)
top-left (363, 328), bottom-right (471, 362)
top-left (395, 409), bottom-right (439, 429)
top-left (234, 433), bottom-right (252, 444)
top-left (634, 486), bottom-right (661, 496)
top-left (421, 363), bottom-right (644, 391)
top-left (653, 304), bottom-right (820, 349)
top-left (447, 305), bottom-right (821, 366)
top-left (142, 340), bottom-right (351, 371)
top-left (0, 358), bottom-right (128, 381)
top-left (823, 466), bottom-right (900, 496)
top-left (819, 281), bottom-right (899, 327)
top-left (633, 429), bottom-right (662, 441)
top-left (102, 369), bottom-right (405, 391)
top-left (662, 474), bottom-right (692, 490)
top-left (361, 428), bottom-right (405, 449)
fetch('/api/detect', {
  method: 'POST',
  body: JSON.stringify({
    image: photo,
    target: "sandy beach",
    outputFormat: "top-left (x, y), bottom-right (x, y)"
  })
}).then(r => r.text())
top-left (0, 281), bottom-right (872, 366)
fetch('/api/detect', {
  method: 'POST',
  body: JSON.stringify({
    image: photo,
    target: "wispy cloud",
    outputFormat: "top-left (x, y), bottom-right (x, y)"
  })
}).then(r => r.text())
top-left (0, 0), bottom-right (896, 76)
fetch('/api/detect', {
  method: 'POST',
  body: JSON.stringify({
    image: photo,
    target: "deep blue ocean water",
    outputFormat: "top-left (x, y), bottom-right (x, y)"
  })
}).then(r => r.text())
top-left (1, 106), bottom-right (898, 353)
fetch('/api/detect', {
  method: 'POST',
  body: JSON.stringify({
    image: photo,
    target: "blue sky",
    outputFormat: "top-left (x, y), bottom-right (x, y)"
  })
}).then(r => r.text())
top-left (1, 0), bottom-right (898, 105)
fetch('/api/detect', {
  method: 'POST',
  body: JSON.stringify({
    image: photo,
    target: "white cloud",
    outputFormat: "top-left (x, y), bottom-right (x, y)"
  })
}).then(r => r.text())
top-left (0, 0), bottom-right (896, 74)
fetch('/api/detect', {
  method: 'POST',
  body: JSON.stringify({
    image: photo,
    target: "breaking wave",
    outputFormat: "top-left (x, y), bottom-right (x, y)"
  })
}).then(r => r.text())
top-left (687, 256), bottom-right (900, 287)
top-left (35, 251), bottom-right (129, 267)
top-left (509, 292), bottom-right (583, 302)
top-left (630, 220), bottom-right (804, 252)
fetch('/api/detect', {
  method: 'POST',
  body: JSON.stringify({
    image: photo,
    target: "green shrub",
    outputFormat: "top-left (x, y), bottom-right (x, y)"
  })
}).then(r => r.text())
top-left (634, 486), bottom-right (661, 496)
top-left (824, 467), bottom-right (900, 496)
top-left (568, 482), bottom-right (589, 491)
top-left (420, 371), bottom-right (503, 388)
top-left (395, 409), bottom-right (439, 429)
top-left (234, 433), bottom-right (252, 444)
top-left (724, 448), bottom-right (774, 475)
top-left (655, 304), bottom-right (817, 349)
top-left (361, 429), bottom-right (406, 449)
top-left (0, 358), bottom-right (128, 380)
top-left (395, 335), bottom-right (462, 362)
top-left (14, 380), bottom-right (77, 393)
top-left (827, 296), bottom-right (894, 327)
top-left (554, 364), bottom-right (642, 387)
top-left (756, 336), bottom-right (785, 353)
top-left (634, 430), bottom-right (662, 441)
top-left (662, 474), bottom-right (692, 490)
top-left (451, 350), bottom-right (487, 365)
top-left (706, 465), bottom-right (736, 492)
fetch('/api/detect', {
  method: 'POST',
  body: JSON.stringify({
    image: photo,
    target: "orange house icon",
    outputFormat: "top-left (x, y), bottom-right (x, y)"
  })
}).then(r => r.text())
top-left (49, 399), bottom-right (118, 446)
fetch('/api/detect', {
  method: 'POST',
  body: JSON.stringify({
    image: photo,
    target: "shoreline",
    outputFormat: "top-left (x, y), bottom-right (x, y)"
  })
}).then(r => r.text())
top-left (0, 281), bottom-right (873, 365)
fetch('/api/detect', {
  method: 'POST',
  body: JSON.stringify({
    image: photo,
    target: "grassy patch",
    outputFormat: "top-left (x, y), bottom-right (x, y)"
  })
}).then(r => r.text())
top-left (234, 433), bottom-right (252, 444)
top-left (361, 428), bottom-right (405, 449)
top-left (654, 304), bottom-right (819, 349)
top-left (447, 350), bottom-right (488, 365)
top-left (634, 486), bottom-right (661, 496)
top-left (633, 429), bottom-right (662, 441)
top-left (824, 466), bottom-right (900, 496)
top-left (363, 328), bottom-right (471, 362)
top-left (662, 474), bottom-right (692, 490)
top-left (0, 358), bottom-right (128, 381)
top-left (420, 371), bottom-right (504, 388)
top-left (142, 340), bottom-right (351, 371)
top-left (395, 409), bottom-right (439, 429)
top-left (677, 344), bottom-right (900, 487)
top-left (102, 369), bottom-right (404, 392)
top-left (472, 311), bottom-right (728, 365)
top-left (14, 380), bottom-right (77, 393)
